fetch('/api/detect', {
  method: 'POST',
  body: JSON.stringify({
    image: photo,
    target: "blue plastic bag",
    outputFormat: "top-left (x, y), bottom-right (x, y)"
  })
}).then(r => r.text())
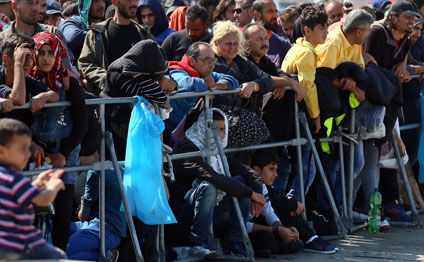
top-left (418, 83), bottom-right (424, 184)
top-left (123, 96), bottom-right (176, 225)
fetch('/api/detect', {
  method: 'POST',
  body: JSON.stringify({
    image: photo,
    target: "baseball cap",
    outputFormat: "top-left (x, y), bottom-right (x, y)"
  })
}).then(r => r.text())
top-left (46, 0), bottom-right (62, 15)
top-left (343, 0), bottom-right (373, 9)
top-left (414, 16), bottom-right (424, 27)
top-left (388, 0), bottom-right (420, 17)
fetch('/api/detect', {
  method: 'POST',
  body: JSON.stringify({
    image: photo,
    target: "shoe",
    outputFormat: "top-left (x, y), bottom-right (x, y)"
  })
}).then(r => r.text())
top-left (188, 240), bottom-right (221, 258)
top-left (222, 240), bottom-right (247, 257)
top-left (304, 237), bottom-right (336, 254)
top-left (279, 239), bottom-right (304, 254)
top-left (383, 200), bottom-right (413, 222)
top-left (254, 249), bottom-right (271, 258)
top-left (352, 210), bottom-right (368, 222)
top-left (378, 219), bottom-right (390, 231)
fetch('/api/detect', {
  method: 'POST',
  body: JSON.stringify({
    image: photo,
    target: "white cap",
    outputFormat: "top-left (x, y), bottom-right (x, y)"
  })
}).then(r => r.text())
top-left (343, 0), bottom-right (373, 9)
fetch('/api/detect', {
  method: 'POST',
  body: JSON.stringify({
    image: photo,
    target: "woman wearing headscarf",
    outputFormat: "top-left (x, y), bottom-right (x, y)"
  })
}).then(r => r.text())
top-left (30, 31), bottom-right (88, 252)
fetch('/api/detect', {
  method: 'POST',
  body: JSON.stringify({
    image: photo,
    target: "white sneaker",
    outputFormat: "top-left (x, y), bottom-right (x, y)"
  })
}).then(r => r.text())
top-left (378, 219), bottom-right (390, 231)
top-left (352, 211), bottom-right (368, 222)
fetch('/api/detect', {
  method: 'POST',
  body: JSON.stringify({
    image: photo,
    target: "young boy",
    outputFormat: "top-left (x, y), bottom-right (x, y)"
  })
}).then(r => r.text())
top-left (281, 6), bottom-right (328, 134)
top-left (248, 149), bottom-right (337, 256)
top-left (0, 118), bottom-right (66, 259)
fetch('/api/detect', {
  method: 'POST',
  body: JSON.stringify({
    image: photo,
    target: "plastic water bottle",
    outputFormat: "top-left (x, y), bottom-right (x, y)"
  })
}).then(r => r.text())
top-left (368, 188), bottom-right (382, 233)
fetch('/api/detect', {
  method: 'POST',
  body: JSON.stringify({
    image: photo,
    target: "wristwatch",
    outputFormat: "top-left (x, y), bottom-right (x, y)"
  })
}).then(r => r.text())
top-left (272, 225), bottom-right (280, 237)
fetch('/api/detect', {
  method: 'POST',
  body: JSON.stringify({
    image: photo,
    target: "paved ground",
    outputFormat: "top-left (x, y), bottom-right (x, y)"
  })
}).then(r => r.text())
top-left (257, 219), bottom-right (424, 262)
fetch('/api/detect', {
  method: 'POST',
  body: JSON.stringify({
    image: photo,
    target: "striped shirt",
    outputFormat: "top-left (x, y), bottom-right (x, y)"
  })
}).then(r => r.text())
top-left (0, 164), bottom-right (44, 251)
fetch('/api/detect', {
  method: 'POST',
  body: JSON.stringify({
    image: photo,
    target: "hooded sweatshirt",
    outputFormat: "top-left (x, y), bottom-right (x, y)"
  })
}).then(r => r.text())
top-left (282, 37), bottom-right (320, 119)
top-left (137, 0), bottom-right (175, 45)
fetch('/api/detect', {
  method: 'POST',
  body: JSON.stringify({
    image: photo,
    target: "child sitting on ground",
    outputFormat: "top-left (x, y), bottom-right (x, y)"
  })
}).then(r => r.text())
top-left (0, 118), bottom-right (66, 259)
top-left (247, 149), bottom-right (338, 257)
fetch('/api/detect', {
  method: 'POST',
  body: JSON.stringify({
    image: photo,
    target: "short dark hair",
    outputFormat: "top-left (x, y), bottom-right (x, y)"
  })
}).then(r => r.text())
top-left (186, 5), bottom-right (209, 23)
top-left (186, 41), bottom-right (210, 58)
top-left (0, 118), bottom-right (32, 146)
top-left (105, 4), bottom-right (115, 20)
top-left (412, 0), bottom-right (424, 9)
top-left (213, 0), bottom-right (236, 22)
top-left (1, 33), bottom-right (35, 61)
top-left (62, 1), bottom-right (78, 17)
top-left (300, 6), bottom-right (328, 35)
top-left (251, 149), bottom-right (279, 169)
top-left (252, 0), bottom-right (266, 15)
top-left (212, 110), bottom-right (225, 121)
top-left (280, 6), bottom-right (300, 23)
top-left (199, 0), bottom-right (220, 9)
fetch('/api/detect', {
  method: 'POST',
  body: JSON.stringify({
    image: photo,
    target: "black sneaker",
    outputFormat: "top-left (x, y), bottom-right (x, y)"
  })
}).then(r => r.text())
top-left (304, 237), bottom-right (336, 254)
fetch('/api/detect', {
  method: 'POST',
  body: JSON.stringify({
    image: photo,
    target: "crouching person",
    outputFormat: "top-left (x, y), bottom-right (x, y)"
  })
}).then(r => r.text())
top-left (0, 118), bottom-right (66, 259)
top-left (248, 149), bottom-right (338, 257)
top-left (66, 168), bottom-right (126, 261)
top-left (167, 108), bottom-right (266, 257)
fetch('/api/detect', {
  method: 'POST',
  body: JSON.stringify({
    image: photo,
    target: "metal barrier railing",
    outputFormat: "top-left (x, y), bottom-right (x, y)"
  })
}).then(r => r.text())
top-left (5, 85), bottom-right (422, 260)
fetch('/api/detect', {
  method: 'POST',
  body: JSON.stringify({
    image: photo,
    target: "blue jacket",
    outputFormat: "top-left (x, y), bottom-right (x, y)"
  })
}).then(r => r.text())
top-left (165, 70), bottom-right (239, 130)
top-left (59, 16), bottom-right (87, 61)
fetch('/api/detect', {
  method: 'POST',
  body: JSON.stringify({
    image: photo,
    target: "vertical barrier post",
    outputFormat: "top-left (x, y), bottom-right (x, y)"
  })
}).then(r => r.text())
top-left (299, 112), bottom-right (348, 239)
top-left (210, 122), bottom-right (255, 262)
top-left (348, 110), bottom-right (355, 228)
top-left (204, 96), bottom-right (212, 165)
top-left (105, 132), bottom-right (144, 262)
top-left (294, 96), bottom-right (307, 221)
top-left (99, 104), bottom-right (106, 261)
top-left (337, 126), bottom-right (349, 228)
top-left (390, 134), bottom-right (422, 228)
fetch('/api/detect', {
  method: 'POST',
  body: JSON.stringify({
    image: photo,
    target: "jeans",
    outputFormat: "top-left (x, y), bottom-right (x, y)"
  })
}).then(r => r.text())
top-left (353, 140), bottom-right (379, 210)
top-left (18, 243), bottom-right (66, 259)
top-left (290, 144), bottom-right (316, 201)
top-left (401, 98), bottom-right (421, 167)
top-left (60, 144), bottom-right (81, 185)
top-left (179, 177), bottom-right (251, 244)
top-left (66, 221), bottom-right (121, 261)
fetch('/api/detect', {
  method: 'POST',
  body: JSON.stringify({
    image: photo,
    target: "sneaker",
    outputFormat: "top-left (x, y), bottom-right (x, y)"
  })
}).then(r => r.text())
top-left (188, 240), bottom-right (221, 258)
top-left (222, 240), bottom-right (247, 257)
top-left (279, 239), bottom-right (304, 254)
top-left (106, 248), bottom-right (119, 262)
top-left (383, 200), bottom-right (413, 222)
top-left (304, 237), bottom-right (336, 254)
top-left (378, 219), bottom-right (390, 231)
top-left (352, 210), bottom-right (368, 222)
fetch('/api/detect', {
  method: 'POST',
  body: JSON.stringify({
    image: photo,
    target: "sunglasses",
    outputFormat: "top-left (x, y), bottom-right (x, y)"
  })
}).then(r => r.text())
top-left (232, 5), bottom-right (252, 14)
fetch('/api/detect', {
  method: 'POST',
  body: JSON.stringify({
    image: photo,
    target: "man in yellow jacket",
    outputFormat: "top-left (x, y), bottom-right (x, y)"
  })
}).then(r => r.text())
top-left (282, 6), bottom-right (328, 134)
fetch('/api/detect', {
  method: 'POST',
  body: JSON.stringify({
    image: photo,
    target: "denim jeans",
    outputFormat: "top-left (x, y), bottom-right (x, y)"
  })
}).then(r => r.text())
top-left (66, 221), bottom-right (121, 261)
top-left (179, 177), bottom-right (251, 244)
top-left (316, 139), bottom-right (365, 211)
top-left (290, 143), bottom-right (316, 201)
top-left (18, 243), bottom-right (67, 259)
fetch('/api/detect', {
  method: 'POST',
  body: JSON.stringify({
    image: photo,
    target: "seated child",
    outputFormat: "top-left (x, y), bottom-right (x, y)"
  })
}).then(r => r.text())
top-left (0, 118), bottom-right (66, 259)
top-left (248, 149), bottom-right (338, 256)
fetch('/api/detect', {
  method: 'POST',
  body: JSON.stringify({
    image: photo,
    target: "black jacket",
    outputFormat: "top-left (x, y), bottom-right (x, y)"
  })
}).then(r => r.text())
top-left (168, 139), bottom-right (263, 214)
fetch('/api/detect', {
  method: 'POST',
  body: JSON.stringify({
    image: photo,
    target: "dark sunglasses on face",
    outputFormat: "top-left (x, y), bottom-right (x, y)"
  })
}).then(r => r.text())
top-left (232, 5), bottom-right (252, 14)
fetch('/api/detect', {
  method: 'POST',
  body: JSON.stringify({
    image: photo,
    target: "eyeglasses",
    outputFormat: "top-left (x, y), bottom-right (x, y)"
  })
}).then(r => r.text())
top-left (197, 56), bottom-right (218, 64)
top-left (232, 5), bottom-right (252, 14)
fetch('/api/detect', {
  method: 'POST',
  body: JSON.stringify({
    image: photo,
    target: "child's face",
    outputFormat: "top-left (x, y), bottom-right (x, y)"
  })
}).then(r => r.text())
top-left (214, 120), bottom-right (225, 141)
top-left (0, 134), bottom-right (32, 170)
top-left (258, 163), bottom-right (278, 186)
top-left (37, 44), bottom-right (55, 73)
top-left (307, 23), bottom-right (328, 46)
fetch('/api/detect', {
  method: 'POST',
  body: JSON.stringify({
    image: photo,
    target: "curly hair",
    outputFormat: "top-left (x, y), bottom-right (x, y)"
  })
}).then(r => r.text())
top-left (213, 0), bottom-right (236, 23)
top-left (210, 20), bottom-right (244, 55)
top-left (300, 6), bottom-right (328, 35)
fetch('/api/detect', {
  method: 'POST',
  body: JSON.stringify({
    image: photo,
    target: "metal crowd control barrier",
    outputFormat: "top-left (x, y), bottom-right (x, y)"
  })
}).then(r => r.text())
top-left (9, 86), bottom-right (422, 260)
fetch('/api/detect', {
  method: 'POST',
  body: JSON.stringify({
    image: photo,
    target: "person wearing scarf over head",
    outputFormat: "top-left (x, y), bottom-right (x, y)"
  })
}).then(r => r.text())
top-left (30, 32), bottom-right (88, 252)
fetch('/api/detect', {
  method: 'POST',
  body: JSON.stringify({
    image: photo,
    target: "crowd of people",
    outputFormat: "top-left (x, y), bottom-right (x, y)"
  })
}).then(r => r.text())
top-left (0, 0), bottom-right (423, 260)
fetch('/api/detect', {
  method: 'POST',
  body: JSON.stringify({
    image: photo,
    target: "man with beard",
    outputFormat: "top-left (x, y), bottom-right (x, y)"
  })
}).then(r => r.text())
top-left (233, 0), bottom-right (254, 29)
top-left (252, 0), bottom-right (291, 68)
top-left (37, 0), bottom-right (46, 22)
top-left (162, 5), bottom-right (212, 61)
top-left (0, 0), bottom-right (70, 68)
top-left (59, 0), bottom-right (106, 61)
top-left (78, 0), bottom-right (155, 95)
top-left (363, 0), bottom-right (419, 223)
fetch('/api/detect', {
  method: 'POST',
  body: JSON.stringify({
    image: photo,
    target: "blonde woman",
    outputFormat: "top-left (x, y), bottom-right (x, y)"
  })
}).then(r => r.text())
top-left (211, 20), bottom-right (273, 113)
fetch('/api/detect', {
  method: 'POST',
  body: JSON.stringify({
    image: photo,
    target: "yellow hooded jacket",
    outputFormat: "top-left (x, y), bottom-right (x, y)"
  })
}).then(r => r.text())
top-left (282, 37), bottom-right (320, 119)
